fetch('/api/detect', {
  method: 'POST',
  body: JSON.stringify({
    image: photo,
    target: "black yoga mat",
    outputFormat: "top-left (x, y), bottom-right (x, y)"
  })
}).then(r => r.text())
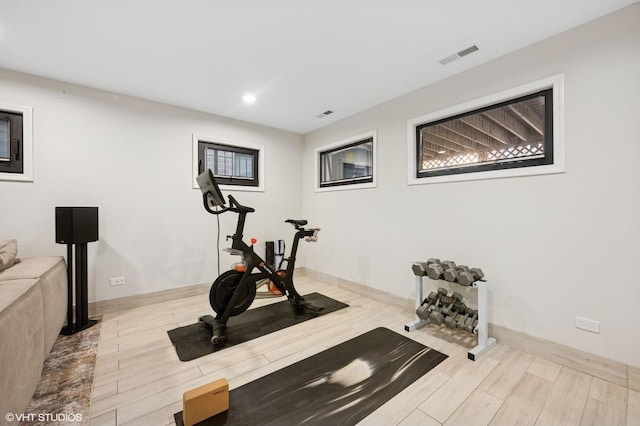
top-left (167, 292), bottom-right (348, 361)
top-left (174, 327), bottom-right (447, 426)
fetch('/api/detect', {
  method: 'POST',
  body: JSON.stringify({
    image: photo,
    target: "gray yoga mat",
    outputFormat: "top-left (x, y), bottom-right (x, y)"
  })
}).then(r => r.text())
top-left (167, 292), bottom-right (348, 361)
top-left (174, 327), bottom-right (448, 425)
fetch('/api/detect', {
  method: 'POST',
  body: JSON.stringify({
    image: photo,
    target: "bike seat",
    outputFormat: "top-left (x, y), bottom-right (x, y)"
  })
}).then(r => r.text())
top-left (285, 219), bottom-right (308, 227)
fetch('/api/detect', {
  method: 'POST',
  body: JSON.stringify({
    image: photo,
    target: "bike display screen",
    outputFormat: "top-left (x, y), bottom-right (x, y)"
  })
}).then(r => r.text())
top-left (197, 169), bottom-right (226, 207)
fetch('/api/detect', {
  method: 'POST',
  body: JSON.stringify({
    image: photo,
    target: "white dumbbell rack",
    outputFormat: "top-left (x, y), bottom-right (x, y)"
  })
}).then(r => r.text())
top-left (405, 273), bottom-right (497, 361)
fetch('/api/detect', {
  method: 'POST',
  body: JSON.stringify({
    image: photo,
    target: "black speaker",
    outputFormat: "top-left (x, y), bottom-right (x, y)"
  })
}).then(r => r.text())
top-left (55, 207), bottom-right (99, 244)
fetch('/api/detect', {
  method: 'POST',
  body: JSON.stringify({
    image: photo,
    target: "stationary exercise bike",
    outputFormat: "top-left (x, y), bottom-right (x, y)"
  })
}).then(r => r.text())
top-left (196, 170), bottom-right (323, 345)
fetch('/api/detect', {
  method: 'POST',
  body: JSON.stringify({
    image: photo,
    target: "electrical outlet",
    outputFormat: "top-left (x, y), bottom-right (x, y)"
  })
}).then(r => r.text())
top-left (575, 316), bottom-right (600, 334)
top-left (110, 276), bottom-right (125, 286)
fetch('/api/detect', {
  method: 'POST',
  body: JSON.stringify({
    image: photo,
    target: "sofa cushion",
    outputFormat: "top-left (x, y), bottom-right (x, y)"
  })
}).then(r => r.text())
top-left (0, 256), bottom-right (64, 281)
top-left (0, 278), bottom-right (39, 312)
top-left (36, 257), bottom-right (68, 355)
top-left (0, 257), bottom-right (68, 355)
top-left (0, 239), bottom-right (18, 272)
top-left (0, 279), bottom-right (45, 419)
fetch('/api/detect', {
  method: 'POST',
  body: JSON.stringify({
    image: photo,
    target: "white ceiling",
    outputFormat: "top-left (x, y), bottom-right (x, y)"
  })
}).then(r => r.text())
top-left (1, 0), bottom-right (637, 134)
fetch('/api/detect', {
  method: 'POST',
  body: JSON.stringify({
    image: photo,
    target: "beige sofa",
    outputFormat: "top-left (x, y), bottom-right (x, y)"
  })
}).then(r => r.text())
top-left (0, 239), bottom-right (67, 424)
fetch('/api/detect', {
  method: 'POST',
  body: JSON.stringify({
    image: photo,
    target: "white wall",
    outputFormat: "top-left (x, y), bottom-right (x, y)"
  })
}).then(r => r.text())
top-left (302, 4), bottom-right (640, 367)
top-left (0, 69), bottom-right (303, 302)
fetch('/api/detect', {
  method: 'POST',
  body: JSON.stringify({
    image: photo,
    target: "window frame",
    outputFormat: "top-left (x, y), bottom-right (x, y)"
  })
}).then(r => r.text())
top-left (407, 74), bottom-right (565, 185)
top-left (0, 102), bottom-right (33, 182)
top-left (192, 135), bottom-right (264, 192)
top-left (314, 130), bottom-right (377, 192)
top-left (199, 141), bottom-right (259, 187)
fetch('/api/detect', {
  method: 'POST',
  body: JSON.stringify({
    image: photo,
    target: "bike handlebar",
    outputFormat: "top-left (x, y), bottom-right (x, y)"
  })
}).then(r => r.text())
top-left (304, 228), bottom-right (321, 242)
top-left (228, 195), bottom-right (255, 214)
top-left (202, 193), bottom-right (255, 215)
top-left (202, 193), bottom-right (229, 215)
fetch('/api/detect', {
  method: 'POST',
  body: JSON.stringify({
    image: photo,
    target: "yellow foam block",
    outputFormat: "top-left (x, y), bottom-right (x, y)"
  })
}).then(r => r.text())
top-left (183, 378), bottom-right (229, 426)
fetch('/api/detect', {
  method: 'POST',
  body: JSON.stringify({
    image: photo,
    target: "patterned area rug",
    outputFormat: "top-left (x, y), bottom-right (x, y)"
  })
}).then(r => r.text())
top-left (20, 319), bottom-right (102, 426)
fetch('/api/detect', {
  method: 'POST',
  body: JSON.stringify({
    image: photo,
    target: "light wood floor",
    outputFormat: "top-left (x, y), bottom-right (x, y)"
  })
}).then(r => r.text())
top-left (88, 275), bottom-right (640, 426)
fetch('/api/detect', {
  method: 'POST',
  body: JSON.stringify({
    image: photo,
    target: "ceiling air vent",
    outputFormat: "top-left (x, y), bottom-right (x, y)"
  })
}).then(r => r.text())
top-left (316, 110), bottom-right (334, 118)
top-left (439, 44), bottom-right (479, 65)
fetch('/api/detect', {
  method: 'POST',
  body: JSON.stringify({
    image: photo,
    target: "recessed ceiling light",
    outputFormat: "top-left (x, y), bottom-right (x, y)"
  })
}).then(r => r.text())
top-left (242, 94), bottom-right (256, 104)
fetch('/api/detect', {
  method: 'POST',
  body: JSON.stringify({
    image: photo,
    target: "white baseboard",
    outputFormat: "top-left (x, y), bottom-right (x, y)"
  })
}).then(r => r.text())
top-left (488, 323), bottom-right (630, 388)
top-left (89, 283), bottom-right (209, 316)
top-left (301, 268), bottom-right (415, 312)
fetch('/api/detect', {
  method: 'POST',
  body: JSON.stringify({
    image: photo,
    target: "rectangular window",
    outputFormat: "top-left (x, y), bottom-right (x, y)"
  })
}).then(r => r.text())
top-left (417, 89), bottom-right (552, 178)
top-left (0, 110), bottom-right (23, 175)
top-left (315, 131), bottom-right (377, 191)
top-left (320, 138), bottom-right (373, 187)
top-left (0, 118), bottom-right (9, 159)
top-left (197, 139), bottom-right (260, 187)
top-left (407, 75), bottom-right (565, 184)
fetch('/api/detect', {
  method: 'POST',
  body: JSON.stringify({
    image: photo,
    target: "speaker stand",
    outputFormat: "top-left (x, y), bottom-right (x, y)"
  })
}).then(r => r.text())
top-left (61, 243), bottom-right (98, 335)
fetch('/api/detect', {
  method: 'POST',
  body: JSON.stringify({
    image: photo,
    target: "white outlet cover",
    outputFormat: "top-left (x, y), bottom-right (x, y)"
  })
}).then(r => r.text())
top-left (109, 277), bottom-right (125, 286)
